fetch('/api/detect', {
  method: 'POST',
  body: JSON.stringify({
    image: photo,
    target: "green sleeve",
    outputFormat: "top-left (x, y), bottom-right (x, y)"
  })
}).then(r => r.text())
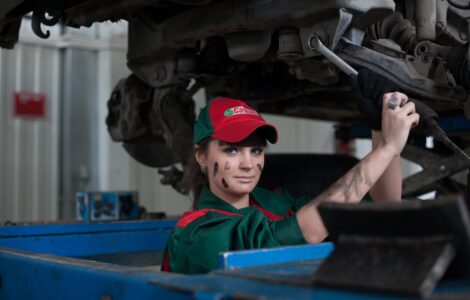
top-left (168, 209), bottom-right (306, 274)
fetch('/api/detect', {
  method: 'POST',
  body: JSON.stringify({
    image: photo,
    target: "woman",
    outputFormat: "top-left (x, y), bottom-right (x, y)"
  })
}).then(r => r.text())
top-left (162, 91), bottom-right (419, 274)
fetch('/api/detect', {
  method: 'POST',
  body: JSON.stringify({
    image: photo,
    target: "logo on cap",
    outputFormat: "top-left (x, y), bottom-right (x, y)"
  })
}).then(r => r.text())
top-left (223, 106), bottom-right (259, 117)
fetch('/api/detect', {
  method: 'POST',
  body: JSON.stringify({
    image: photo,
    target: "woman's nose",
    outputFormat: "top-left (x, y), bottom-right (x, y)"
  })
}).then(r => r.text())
top-left (239, 150), bottom-right (253, 169)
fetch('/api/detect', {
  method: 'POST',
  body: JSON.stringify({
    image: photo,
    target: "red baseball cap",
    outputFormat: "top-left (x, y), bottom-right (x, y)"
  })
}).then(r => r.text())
top-left (193, 97), bottom-right (278, 144)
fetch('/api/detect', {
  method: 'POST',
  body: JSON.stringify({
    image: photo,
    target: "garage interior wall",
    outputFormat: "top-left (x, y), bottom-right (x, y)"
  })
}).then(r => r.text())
top-left (0, 21), bottom-right (61, 223)
top-left (0, 19), bottom-right (212, 221)
top-left (0, 19), bottom-right (132, 222)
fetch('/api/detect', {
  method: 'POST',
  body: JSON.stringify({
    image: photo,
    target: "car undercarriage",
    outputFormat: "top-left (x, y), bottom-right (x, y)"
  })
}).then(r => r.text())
top-left (2, 0), bottom-right (470, 198)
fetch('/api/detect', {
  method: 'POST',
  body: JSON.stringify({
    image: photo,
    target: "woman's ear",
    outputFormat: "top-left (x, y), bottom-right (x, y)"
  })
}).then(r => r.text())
top-left (194, 145), bottom-right (207, 167)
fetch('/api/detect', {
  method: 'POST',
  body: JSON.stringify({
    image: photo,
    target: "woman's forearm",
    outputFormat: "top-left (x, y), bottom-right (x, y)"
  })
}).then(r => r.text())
top-left (369, 130), bottom-right (402, 202)
top-left (296, 143), bottom-right (397, 243)
top-left (296, 92), bottom-right (417, 244)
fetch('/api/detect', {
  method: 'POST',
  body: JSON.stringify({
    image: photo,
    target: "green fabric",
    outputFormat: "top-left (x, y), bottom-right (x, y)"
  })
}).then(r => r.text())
top-left (166, 187), bottom-right (307, 274)
top-left (193, 99), bottom-right (215, 144)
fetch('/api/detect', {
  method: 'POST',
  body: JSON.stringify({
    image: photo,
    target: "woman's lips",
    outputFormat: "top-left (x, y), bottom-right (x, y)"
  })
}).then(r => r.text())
top-left (234, 176), bottom-right (256, 183)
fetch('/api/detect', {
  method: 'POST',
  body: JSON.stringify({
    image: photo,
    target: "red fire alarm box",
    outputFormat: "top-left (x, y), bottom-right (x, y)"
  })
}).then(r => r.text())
top-left (14, 92), bottom-right (46, 118)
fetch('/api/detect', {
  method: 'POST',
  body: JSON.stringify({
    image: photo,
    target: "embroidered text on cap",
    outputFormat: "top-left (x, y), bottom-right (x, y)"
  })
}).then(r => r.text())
top-left (223, 106), bottom-right (259, 117)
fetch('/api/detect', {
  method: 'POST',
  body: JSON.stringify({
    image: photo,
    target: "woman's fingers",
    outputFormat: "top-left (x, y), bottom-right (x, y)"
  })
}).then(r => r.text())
top-left (382, 92), bottom-right (408, 110)
top-left (397, 101), bottom-right (416, 116)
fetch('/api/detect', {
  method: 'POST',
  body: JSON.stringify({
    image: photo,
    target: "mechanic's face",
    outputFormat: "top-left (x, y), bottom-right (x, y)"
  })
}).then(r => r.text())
top-left (197, 137), bottom-right (265, 203)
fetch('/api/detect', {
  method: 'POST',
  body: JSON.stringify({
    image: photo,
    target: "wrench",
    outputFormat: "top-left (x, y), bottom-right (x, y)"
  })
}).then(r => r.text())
top-left (308, 36), bottom-right (358, 77)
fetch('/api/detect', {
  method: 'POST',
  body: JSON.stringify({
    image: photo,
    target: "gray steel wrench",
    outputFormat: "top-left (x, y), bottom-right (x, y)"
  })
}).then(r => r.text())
top-left (308, 36), bottom-right (470, 162)
top-left (308, 36), bottom-right (358, 77)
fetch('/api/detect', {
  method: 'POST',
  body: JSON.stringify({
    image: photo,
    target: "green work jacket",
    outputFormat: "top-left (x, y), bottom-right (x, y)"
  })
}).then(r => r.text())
top-left (161, 186), bottom-right (310, 274)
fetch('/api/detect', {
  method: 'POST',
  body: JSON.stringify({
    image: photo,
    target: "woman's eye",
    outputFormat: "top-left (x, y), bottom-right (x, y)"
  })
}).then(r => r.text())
top-left (224, 147), bottom-right (237, 155)
top-left (252, 148), bottom-right (264, 155)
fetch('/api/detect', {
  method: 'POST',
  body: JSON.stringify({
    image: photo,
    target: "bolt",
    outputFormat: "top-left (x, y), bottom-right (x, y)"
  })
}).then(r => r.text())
top-left (422, 53), bottom-right (432, 63)
top-left (308, 34), bottom-right (319, 50)
top-left (308, 29), bottom-right (327, 51)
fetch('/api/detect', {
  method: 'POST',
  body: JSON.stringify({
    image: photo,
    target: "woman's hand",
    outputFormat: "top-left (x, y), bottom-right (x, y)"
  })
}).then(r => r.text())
top-left (380, 92), bottom-right (420, 156)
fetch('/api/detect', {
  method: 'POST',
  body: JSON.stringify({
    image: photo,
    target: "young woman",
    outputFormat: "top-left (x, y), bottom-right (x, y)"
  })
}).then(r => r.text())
top-left (162, 92), bottom-right (419, 274)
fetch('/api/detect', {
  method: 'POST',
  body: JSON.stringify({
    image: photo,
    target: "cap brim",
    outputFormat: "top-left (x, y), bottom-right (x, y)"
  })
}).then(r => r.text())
top-left (212, 120), bottom-right (278, 144)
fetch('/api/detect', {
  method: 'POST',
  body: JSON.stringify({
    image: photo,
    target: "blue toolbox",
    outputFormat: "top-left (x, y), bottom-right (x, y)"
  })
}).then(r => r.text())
top-left (76, 191), bottom-right (139, 221)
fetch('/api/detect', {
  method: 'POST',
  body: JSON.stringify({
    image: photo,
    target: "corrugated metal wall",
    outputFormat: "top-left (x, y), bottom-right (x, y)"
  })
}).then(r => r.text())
top-left (0, 19), bottom-right (130, 222)
top-left (0, 43), bottom-right (60, 222)
top-left (0, 17), bottom-right (192, 222)
top-left (57, 23), bottom-right (131, 220)
top-left (60, 48), bottom-right (100, 220)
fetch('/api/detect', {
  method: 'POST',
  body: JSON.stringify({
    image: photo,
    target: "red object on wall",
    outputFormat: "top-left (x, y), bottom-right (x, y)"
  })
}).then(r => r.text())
top-left (14, 92), bottom-right (46, 118)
